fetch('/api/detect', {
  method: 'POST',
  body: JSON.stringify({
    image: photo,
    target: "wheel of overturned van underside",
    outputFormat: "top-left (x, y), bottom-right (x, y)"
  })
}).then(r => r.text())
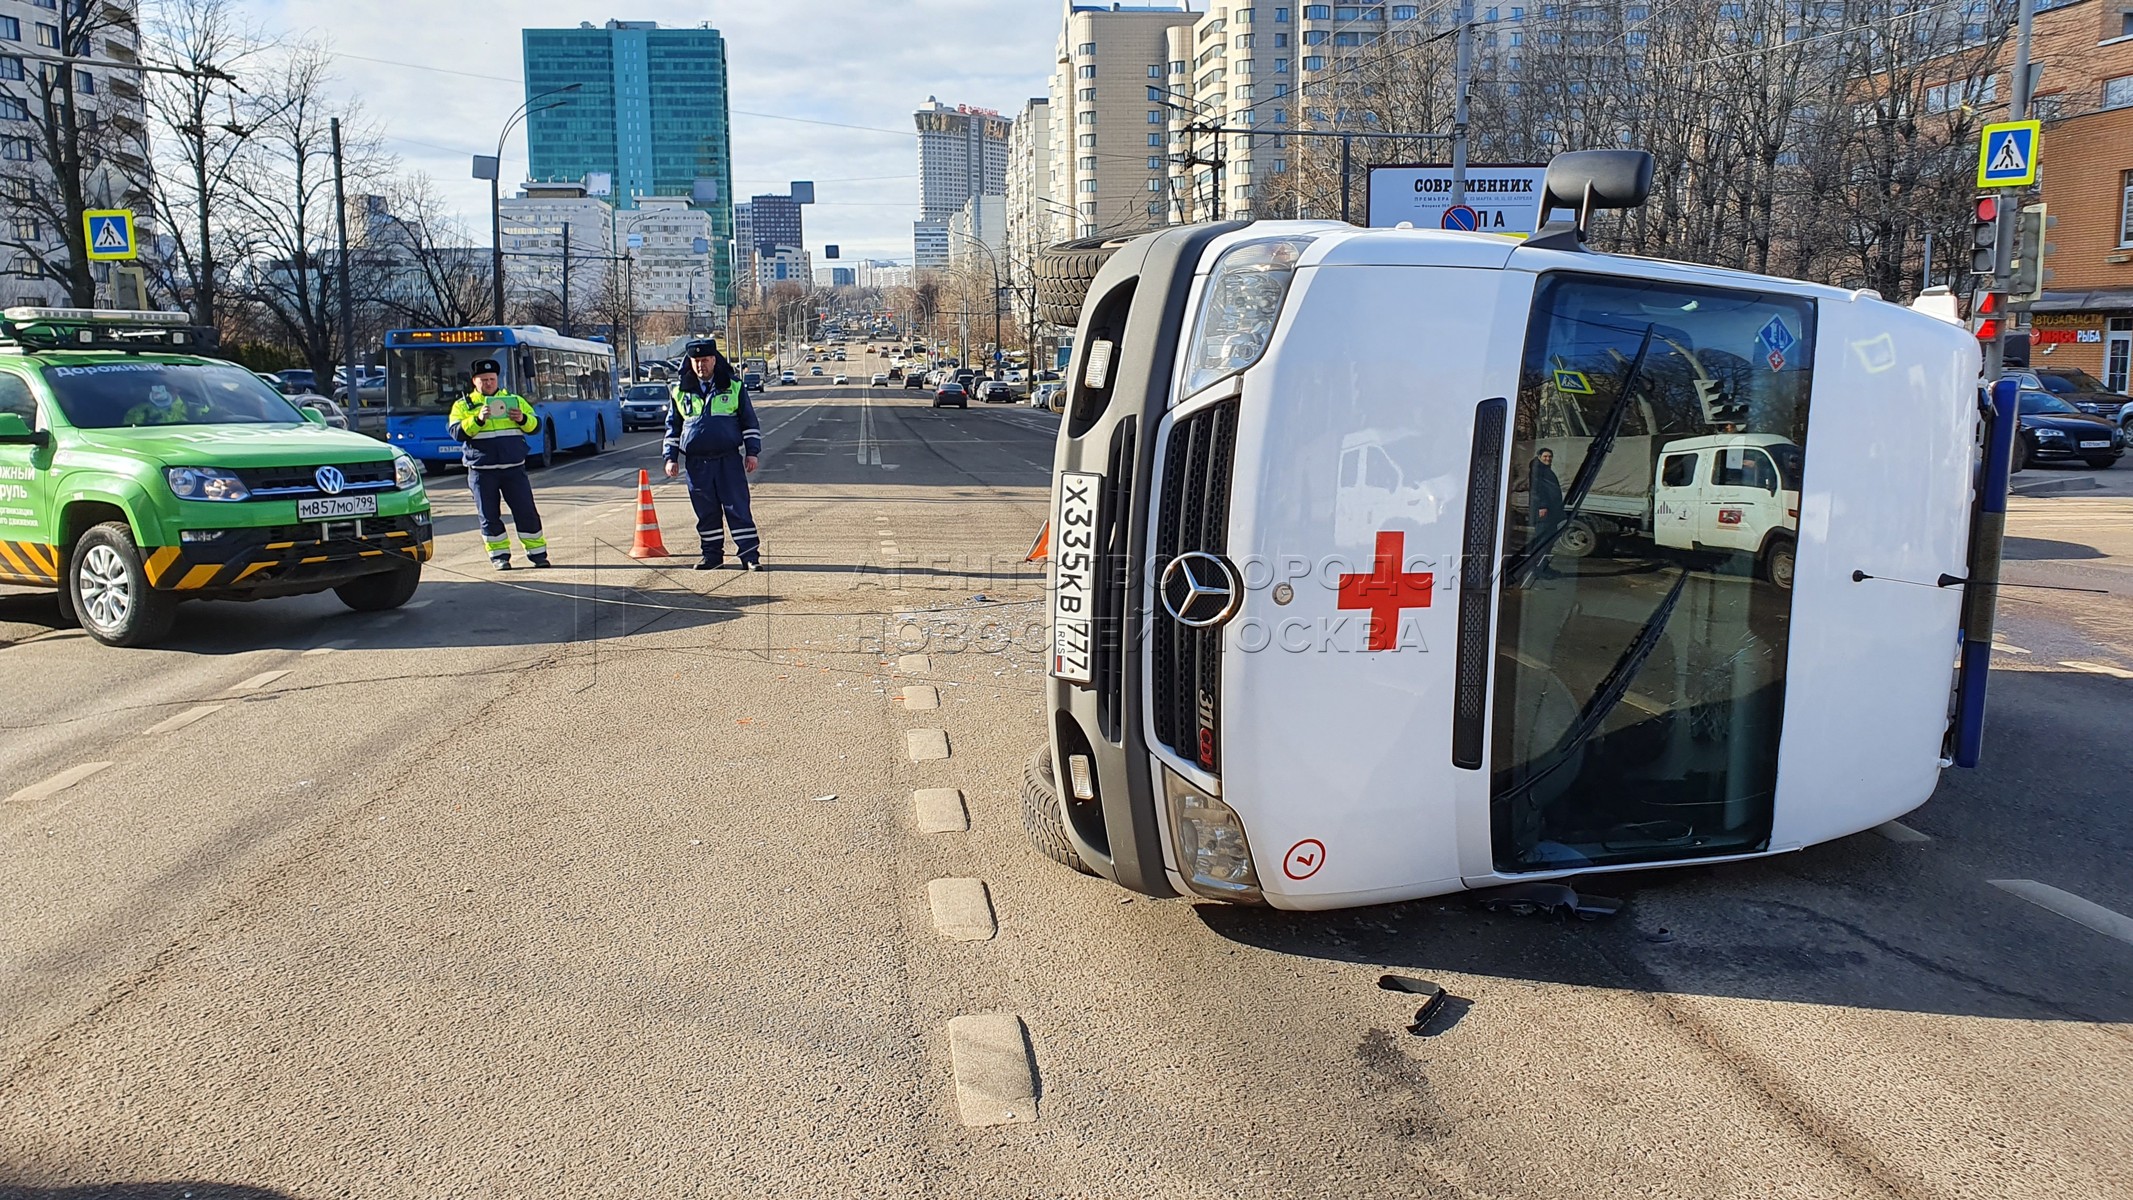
top-left (1022, 744), bottom-right (1094, 876)
top-left (1034, 229), bottom-right (1161, 331)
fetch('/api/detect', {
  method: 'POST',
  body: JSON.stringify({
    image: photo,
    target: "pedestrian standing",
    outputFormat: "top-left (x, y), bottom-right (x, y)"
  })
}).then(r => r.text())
top-left (1529, 448), bottom-right (1564, 544)
top-left (449, 358), bottom-right (549, 570)
top-left (663, 338), bottom-right (764, 571)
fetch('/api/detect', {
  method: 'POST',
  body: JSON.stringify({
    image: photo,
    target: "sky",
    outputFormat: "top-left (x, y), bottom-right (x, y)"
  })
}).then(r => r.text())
top-left (251, 0), bottom-right (1067, 264)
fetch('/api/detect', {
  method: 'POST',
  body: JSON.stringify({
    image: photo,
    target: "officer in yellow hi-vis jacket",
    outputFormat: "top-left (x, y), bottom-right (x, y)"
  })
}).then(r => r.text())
top-left (447, 358), bottom-right (549, 570)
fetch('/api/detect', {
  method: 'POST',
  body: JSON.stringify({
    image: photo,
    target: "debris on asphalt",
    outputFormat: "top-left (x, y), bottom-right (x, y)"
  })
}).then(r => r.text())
top-left (811, 794), bottom-right (838, 803)
top-left (1466, 881), bottom-right (1623, 921)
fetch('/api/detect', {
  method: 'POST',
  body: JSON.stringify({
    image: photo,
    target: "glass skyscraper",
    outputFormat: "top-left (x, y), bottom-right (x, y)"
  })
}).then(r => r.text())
top-left (523, 20), bottom-right (735, 308)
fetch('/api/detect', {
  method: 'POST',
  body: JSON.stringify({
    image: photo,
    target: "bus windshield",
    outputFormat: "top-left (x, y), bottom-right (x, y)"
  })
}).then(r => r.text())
top-left (387, 338), bottom-right (615, 413)
top-left (387, 346), bottom-right (492, 413)
top-left (43, 361), bottom-right (306, 429)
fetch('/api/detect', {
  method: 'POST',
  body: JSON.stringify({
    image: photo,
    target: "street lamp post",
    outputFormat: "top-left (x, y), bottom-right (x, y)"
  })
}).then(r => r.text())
top-left (477, 82), bottom-right (581, 324)
top-left (947, 229), bottom-right (1003, 375)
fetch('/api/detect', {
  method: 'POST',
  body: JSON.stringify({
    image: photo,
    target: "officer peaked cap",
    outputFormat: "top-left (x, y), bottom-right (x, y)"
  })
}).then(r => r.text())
top-left (470, 358), bottom-right (501, 375)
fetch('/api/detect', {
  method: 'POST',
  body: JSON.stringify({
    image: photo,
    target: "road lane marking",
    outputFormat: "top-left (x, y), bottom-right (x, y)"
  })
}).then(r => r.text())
top-left (1989, 880), bottom-right (2133, 946)
top-left (946, 1014), bottom-right (1038, 1126)
top-left (403, 600), bottom-right (432, 610)
top-left (227, 669), bottom-right (291, 693)
top-left (1991, 643), bottom-right (2029, 655)
top-left (144, 705), bottom-right (225, 735)
top-left (897, 654), bottom-right (930, 674)
top-left (901, 685), bottom-right (940, 710)
top-left (1873, 820), bottom-right (1931, 844)
top-left (303, 640), bottom-right (352, 656)
top-left (907, 729), bottom-right (950, 762)
top-left (6, 762), bottom-right (112, 805)
top-left (913, 788), bottom-right (968, 834)
top-left (2059, 660), bottom-right (2133, 679)
top-left (928, 878), bottom-right (998, 941)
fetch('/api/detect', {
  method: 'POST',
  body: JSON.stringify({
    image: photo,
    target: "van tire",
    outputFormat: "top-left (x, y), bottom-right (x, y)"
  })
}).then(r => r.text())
top-left (1035, 230), bottom-right (1157, 329)
top-left (1762, 534), bottom-right (1796, 590)
top-left (334, 562), bottom-right (422, 612)
top-left (1554, 516), bottom-right (1601, 559)
top-left (1021, 744), bottom-right (1093, 876)
top-left (68, 522), bottom-right (177, 647)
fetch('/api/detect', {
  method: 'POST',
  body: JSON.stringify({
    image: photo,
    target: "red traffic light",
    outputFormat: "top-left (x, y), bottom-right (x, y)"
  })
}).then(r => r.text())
top-left (1975, 196), bottom-right (2000, 222)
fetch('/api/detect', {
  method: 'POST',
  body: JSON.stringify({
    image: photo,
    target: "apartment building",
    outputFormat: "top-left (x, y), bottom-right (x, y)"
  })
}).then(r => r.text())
top-left (498, 183), bottom-right (618, 311)
top-left (1049, 2), bottom-right (1198, 238)
top-left (915, 98), bottom-right (1011, 267)
top-left (1004, 97), bottom-right (1055, 273)
top-left (617, 197), bottom-right (720, 323)
top-left (2021, 0), bottom-right (2133, 391)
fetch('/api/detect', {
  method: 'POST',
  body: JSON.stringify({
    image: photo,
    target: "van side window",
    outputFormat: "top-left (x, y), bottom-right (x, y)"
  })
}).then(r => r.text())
top-left (0, 372), bottom-right (37, 427)
top-left (1714, 448), bottom-right (1776, 491)
top-left (1661, 453), bottom-right (1696, 488)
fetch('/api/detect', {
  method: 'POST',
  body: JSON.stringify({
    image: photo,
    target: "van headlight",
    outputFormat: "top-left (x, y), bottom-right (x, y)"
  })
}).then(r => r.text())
top-left (1182, 235), bottom-right (1318, 398)
top-left (392, 452), bottom-right (421, 489)
top-left (1164, 768), bottom-right (1262, 902)
top-left (165, 467), bottom-right (249, 501)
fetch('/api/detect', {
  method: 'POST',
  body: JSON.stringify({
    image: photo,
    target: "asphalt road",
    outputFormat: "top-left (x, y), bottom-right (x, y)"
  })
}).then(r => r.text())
top-left (1, 378), bottom-right (2129, 1200)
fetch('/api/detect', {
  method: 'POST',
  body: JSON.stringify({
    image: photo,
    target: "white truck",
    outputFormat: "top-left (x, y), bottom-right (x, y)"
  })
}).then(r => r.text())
top-left (1025, 150), bottom-right (2002, 911)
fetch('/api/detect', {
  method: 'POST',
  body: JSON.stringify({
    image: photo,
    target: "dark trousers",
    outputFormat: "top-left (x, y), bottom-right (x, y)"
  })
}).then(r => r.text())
top-left (684, 451), bottom-right (759, 563)
top-left (469, 466), bottom-right (546, 563)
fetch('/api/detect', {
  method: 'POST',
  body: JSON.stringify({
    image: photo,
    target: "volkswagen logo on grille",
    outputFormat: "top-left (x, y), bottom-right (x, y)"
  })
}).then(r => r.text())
top-left (1159, 552), bottom-right (1242, 629)
top-left (313, 465), bottom-right (347, 495)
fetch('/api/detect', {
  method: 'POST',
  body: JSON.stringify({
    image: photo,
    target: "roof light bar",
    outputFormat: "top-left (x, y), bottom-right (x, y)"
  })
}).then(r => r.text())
top-left (1, 307), bottom-right (192, 326)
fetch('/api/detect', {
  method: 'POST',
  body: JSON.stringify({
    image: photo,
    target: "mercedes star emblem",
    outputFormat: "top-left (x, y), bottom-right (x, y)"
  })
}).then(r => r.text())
top-left (1159, 552), bottom-right (1242, 629)
top-left (314, 465), bottom-right (347, 495)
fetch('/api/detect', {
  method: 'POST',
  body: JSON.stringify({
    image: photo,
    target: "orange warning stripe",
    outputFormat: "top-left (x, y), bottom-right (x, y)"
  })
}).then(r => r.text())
top-left (143, 546), bottom-right (181, 586)
top-left (19, 540), bottom-right (57, 576)
top-left (0, 539), bottom-right (47, 581)
top-left (173, 564), bottom-right (220, 590)
top-left (233, 562), bottom-right (272, 584)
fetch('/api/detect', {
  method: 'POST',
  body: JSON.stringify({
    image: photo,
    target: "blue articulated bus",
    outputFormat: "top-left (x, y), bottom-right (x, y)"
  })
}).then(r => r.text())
top-left (382, 326), bottom-right (622, 468)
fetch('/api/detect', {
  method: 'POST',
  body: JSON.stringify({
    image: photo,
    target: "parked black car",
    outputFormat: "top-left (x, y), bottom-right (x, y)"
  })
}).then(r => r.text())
top-left (903, 374), bottom-right (929, 390)
top-left (2016, 389), bottom-right (2123, 470)
top-left (2013, 368), bottom-right (2126, 419)
top-left (277, 368), bottom-right (318, 394)
top-left (977, 381), bottom-right (1016, 403)
top-left (932, 383), bottom-right (969, 409)
top-left (621, 382), bottom-right (671, 431)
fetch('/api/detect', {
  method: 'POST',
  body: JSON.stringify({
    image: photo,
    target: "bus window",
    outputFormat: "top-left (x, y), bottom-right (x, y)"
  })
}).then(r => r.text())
top-left (386, 347), bottom-right (497, 412)
top-left (1491, 272), bottom-right (1815, 874)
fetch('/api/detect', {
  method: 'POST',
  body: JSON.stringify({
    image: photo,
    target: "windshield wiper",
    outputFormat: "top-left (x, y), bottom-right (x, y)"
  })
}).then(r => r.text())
top-left (1506, 323), bottom-right (1657, 588)
top-left (1496, 567), bottom-right (1690, 808)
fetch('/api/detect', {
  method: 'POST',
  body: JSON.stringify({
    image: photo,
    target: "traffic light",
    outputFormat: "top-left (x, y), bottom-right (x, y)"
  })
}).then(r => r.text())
top-left (2009, 203), bottom-right (2054, 303)
top-left (1969, 195), bottom-right (2004, 276)
top-left (1970, 290), bottom-right (2002, 342)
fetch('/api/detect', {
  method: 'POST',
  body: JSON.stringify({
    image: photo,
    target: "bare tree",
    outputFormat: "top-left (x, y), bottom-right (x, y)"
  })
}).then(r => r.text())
top-left (366, 172), bottom-right (491, 329)
top-left (0, 0), bottom-right (152, 306)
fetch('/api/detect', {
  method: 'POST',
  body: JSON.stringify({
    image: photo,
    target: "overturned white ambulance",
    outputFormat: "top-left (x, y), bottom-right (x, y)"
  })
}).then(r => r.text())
top-left (1025, 151), bottom-right (2003, 911)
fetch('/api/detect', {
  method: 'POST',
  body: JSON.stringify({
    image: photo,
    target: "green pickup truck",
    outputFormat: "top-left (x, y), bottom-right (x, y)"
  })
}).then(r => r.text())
top-left (0, 308), bottom-right (433, 646)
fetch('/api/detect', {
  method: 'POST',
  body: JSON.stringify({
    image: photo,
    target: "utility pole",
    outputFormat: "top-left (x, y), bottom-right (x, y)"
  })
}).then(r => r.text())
top-left (329, 117), bottom-right (361, 426)
top-left (1983, 0), bottom-right (2035, 384)
top-left (560, 223), bottom-right (571, 338)
top-left (1451, 0), bottom-right (1474, 205)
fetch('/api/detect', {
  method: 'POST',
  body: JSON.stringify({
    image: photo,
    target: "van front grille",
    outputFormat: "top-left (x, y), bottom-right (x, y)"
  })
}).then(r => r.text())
top-left (1149, 400), bottom-right (1239, 773)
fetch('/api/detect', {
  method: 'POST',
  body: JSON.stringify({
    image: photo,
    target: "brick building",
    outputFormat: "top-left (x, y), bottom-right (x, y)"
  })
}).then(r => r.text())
top-left (2020, 0), bottom-right (2133, 391)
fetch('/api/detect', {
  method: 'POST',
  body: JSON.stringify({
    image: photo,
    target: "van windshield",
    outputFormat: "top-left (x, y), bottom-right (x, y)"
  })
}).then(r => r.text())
top-left (43, 361), bottom-right (305, 429)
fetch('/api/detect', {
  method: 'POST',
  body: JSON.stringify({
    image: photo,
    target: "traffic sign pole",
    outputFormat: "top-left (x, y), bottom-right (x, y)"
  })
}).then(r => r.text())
top-left (1983, 0), bottom-right (2035, 386)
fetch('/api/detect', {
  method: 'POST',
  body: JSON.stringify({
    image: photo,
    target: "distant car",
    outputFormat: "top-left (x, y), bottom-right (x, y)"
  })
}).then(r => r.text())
top-left (2010, 368), bottom-right (2125, 418)
top-left (253, 370), bottom-right (290, 395)
top-left (871, 373), bottom-right (889, 387)
top-left (780, 370), bottom-right (798, 385)
top-left (810, 365), bottom-right (825, 376)
top-left (276, 368), bottom-right (318, 394)
top-left (833, 373), bottom-right (849, 385)
top-left (621, 382), bottom-right (671, 431)
top-left (334, 376), bottom-right (385, 405)
top-left (978, 381), bottom-right (1016, 403)
top-left (741, 371), bottom-right (764, 393)
top-left (2015, 388), bottom-right (2123, 471)
top-left (1028, 382), bottom-right (1058, 409)
top-left (932, 383), bottom-right (969, 409)
top-left (300, 394), bottom-right (353, 430)
top-left (904, 374), bottom-right (928, 390)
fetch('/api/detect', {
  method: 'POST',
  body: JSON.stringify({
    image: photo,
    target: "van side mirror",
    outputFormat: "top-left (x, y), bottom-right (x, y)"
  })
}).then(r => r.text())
top-left (0, 411), bottom-right (48, 445)
top-left (300, 406), bottom-right (328, 427)
top-left (1529, 149), bottom-right (1654, 251)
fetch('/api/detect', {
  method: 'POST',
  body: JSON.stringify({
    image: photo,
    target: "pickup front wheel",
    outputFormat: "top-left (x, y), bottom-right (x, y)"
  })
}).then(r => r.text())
top-left (69, 522), bottom-right (177, 647)
top-left (334, 562), bottom-right (422, 612)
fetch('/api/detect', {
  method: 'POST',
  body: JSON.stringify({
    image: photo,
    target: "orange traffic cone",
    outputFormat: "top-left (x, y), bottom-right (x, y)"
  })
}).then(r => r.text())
top-left (629, 469), bottom-right (670, 558)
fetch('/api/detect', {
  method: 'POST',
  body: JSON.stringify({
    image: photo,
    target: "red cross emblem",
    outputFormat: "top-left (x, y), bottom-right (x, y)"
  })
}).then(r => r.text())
top-left (1336, 530), bottom-right (1435, 651)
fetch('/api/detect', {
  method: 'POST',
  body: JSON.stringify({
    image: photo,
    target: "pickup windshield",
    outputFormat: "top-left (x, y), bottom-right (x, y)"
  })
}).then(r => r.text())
top-left (43, 361), bottom-right (305, 429)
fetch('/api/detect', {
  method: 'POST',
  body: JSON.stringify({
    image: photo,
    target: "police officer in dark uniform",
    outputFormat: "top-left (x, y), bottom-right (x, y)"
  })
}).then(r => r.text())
top-left (662, 339), bottom-right (764, 571)
top-left (448, 358), bottom-right (549, 570)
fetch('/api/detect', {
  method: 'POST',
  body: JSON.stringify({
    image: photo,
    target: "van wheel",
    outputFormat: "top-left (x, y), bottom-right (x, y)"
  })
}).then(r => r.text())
top-left (1022, 745), bottom-right (1093, 876)
top-left (69, 522), bottom-right (177, 647)
top-left (1763, 535), bottom-right (1796, 590)
top-left (333, 562), bottom-right (421, 612)
top-left (1035, 229), bottom-right (1158, 329)
top-left (1554, 516), bottom-right (1601, 559)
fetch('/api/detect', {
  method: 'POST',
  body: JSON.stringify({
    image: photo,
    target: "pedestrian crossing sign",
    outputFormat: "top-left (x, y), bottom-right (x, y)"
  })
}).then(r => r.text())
top-left (83, 210), bottom-right (137, 261)
top-left (1976, 121), bottom-right (2039, 188)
